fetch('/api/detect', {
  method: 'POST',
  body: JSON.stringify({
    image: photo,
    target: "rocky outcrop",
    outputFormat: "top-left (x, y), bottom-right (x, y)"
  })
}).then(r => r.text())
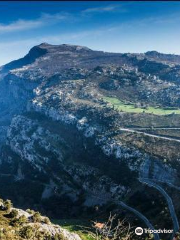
top-left (0, 198), bottom-right (82, 240)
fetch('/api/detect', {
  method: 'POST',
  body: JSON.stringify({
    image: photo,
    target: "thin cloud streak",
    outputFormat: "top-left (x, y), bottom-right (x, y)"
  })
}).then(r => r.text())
top-left (0, 12), bottom-right (69, 33)
top-left (82, 4), bottom-right (127, 14)
top-left (0, 4), bottom-right (179, 34)
top-left (1, 10), bottom-right (180, 50)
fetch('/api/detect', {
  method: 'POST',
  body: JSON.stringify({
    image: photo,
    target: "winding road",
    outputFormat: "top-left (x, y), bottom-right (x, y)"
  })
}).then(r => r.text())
top-left (119, 128), bottom-right (180, 143)
top-left (85, 190), bottom-right (160, 240)
top-left (150, 179), bottom-right (180, 192)
top-left (166, 182), bottom-right (180, 192)
top-left (117, 201), bottom-right (160, 240)
top-left (130, 127), bottom-right (180, 130)
top-left (140, 178), bottom-right (179, 233)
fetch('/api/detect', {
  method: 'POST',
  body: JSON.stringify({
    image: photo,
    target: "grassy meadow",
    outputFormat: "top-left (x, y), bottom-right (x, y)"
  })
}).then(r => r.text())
top-left (104, 97), bottom-right (180, 115)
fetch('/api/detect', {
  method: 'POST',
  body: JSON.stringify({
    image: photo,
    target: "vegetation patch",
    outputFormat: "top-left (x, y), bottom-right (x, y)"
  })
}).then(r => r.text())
top-left (53, 219), bottom-right (94, 240)
top-left (104, 97), bottom-right (180, 115)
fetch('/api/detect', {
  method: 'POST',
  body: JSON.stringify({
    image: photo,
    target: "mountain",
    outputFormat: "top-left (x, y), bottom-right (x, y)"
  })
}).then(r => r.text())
top-left (145, 51), bottom-right (180, 64)
top-left (0, 44), bottom-right (48, 75)
top-left (0, 43), bottom-right (180, 239)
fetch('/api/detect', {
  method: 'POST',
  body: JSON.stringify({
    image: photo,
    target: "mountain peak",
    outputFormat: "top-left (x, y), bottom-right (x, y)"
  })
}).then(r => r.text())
top-left (145, 51), bottom-right (160, 56)
top-left (37, 42), bottom-right (52, 49)
top-left (37, 43), bottom-right (92, 52)
top-left (1, 45), bottom-right (48, 73)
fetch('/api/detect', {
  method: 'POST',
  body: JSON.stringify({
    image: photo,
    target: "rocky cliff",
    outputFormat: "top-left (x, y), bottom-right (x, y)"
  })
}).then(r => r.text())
top-left (0, 44), bottom-right (180, 234)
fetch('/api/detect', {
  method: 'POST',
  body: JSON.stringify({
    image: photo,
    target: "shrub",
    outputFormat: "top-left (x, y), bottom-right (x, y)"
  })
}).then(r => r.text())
top-left (10, 215), bottom-right (27, 227)
top-left (32, 212), bottom-right (42, 223)
top-left (4, 200), bottom-right (12, 212)
top-left (53, 233), bottom-right (64, 240)
top-left (26, 209), bottom-right (34, 214)
top-left (19, 226), bottom-right (34, 239)
top-left (43, 217), bottom-right (51, 224)
top-left (9, 209), bottom-right (18, 218)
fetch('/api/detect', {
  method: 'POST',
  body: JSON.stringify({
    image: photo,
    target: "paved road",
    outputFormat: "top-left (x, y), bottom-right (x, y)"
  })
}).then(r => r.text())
top-left (118, 201), bottom-right (160, 240)
top-left (151, 179), bottom-right (180, 192)
top-left (119, 128), bottom-right (180, 143)
top-left (85, 190), bottom-right (160, 240)
top-left (129, 127), bottom-right (180, 130)
top-left (166, 182), bottom-right (180, 191)
top-left (140, 178), bottom-right (179, 233)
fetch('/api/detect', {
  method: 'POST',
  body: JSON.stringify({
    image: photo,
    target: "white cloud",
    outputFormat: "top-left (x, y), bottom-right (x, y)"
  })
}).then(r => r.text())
top-left (82, 4), bottom-right (126, 14)
top-left (0, 12), bottom-right (69, 33)
top-left (83, 6), bottom-right (117, 13)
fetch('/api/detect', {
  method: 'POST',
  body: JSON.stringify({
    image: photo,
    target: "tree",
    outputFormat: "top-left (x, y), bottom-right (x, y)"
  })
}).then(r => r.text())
top-left (84, 213), bottom-right (134, 240)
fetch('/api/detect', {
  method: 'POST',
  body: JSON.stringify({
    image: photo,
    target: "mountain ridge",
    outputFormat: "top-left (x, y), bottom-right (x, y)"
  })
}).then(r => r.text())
top-left (0, 43), bottom-right (180, 240)
top-left (2, 43), bottom-right (180, 74)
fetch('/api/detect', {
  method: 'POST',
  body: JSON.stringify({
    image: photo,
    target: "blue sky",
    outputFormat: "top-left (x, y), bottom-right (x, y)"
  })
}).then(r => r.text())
top-left (1, 1), bottom-right (180, 65)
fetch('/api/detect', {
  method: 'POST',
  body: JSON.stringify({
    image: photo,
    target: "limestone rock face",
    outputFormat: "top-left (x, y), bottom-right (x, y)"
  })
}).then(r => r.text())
top-left (0, 43), bottom-right (180, 221)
